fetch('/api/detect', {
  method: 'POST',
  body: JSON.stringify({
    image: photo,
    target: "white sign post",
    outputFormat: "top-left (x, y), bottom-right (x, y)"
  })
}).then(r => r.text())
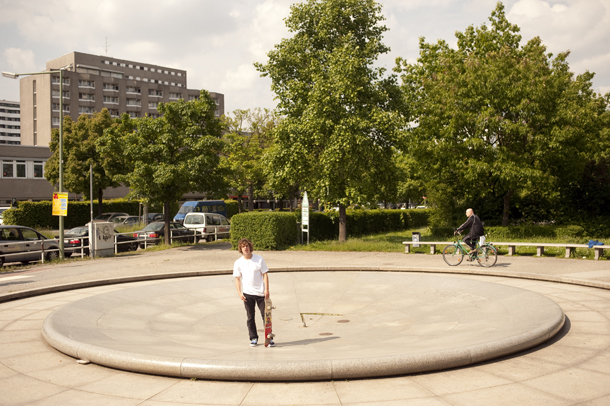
top-left (302, 191), bottom-right (309, 245)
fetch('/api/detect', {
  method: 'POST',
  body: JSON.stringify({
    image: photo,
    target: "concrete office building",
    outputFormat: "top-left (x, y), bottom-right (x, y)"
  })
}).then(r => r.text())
top-left (18, 51), bottom-right (225, 146)
top-left (0, 100), bottom-right (20, 145)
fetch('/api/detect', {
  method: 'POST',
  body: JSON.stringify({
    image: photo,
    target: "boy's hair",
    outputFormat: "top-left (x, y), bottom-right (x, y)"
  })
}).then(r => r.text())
top-left (237, 238), bottom-right (253, 254)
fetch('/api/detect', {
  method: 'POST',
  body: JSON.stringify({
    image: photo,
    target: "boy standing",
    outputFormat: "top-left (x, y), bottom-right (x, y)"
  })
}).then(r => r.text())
top-left (233, 238), bottom-right (274, 347)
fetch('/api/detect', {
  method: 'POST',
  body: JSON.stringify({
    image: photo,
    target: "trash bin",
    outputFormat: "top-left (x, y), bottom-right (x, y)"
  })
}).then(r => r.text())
top-left (412, 232), bottom-right (420, 248)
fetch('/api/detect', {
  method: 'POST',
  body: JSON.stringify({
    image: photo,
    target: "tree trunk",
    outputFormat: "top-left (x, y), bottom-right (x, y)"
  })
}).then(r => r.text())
top-left (502, 189), bottom-right (514, 227)
top-left (164, 201), bottom-right (171, 245)
top-left (97, 188), bottom-right (103, 216)
top-left (248, 184), bottom-right (254, 211)
top-left (237, 195), bottom-right (242, 214)
top-left (339, 204), bottom-right (347, 242)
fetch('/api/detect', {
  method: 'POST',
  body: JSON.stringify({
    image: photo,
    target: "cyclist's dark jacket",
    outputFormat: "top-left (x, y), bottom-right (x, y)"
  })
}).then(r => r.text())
top-left (457, 214), bottom-right (484, 238)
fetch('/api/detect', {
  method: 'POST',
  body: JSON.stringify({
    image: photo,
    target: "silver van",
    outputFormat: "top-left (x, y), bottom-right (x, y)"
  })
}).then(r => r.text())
top-left (183, 212), bottom-right (231, 242)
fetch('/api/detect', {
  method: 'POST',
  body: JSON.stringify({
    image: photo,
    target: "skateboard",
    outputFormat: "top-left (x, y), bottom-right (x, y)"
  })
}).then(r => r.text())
top-left (264, 298), bottom-right (275, 347)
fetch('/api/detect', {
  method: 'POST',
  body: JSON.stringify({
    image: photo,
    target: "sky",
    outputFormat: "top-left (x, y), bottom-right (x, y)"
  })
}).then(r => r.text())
top-left (1, 0), bottom-right (609, 116)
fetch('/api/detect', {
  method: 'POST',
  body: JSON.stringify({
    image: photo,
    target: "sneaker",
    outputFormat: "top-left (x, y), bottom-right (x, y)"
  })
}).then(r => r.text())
top-left (250, 338), bottom-right (258, 347)
top-left (268, 340), bottom-right (275, 347)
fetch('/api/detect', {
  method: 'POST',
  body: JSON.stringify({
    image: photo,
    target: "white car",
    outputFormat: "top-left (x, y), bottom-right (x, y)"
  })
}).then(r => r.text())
top-left (183, 212), bottom-right (231, 242)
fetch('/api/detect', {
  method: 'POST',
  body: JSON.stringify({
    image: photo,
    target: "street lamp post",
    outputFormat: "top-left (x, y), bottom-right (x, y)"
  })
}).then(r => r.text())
top-left (3, 67), bottom-right (70, 260)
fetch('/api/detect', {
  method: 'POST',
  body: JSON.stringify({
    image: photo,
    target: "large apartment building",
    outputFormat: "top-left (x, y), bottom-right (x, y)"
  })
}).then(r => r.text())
top-left (18, 52), bottom-right (225, 146)
top-left (0, 100), bottom-right (20, 145)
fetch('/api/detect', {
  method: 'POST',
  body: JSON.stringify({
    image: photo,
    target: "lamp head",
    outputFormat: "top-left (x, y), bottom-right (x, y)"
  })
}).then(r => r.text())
top-left (1, 72), bottom-right (19, 79)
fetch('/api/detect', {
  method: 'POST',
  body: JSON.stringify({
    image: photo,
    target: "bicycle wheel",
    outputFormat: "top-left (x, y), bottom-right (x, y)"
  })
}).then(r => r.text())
top-left (476, 244), bottom-right (498, 267)
top-left (442, 244), bottom-right (464, 266)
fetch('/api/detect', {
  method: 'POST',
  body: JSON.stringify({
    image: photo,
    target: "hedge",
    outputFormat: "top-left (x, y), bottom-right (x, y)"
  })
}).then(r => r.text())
top-left (230, 209), bottom-right (430, 249)
top-left (230, 212), bottom-right (298, 250)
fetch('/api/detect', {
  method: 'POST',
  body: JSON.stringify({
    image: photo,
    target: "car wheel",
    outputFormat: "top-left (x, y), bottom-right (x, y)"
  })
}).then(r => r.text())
top-left (46, 250), bottom-right (59, 262)
top-left (129, 242), bottom-right (137, 251)
top-left (64, 253), bottom-right (72, 259)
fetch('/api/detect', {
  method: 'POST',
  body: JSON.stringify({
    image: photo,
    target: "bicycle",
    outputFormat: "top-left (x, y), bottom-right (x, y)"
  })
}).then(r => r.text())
top-left (442, 230), bottom-right (498, 267)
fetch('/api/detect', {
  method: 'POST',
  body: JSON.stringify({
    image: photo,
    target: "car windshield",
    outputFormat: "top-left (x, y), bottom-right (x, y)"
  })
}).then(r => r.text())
top-left (94, 214), bottom-right (112, 221)
top-left (184, 214), bottom-right (204, 225)
top-left (178, 206), bottom-right (195, 214)
top-left (67, 227), bottom-right (88, 235)
top-left (143, 223), bottom-right (164, 232)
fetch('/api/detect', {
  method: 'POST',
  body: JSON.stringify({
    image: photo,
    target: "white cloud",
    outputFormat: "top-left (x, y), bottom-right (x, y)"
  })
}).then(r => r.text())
top-left (3, 48), bottom-right (37, 73)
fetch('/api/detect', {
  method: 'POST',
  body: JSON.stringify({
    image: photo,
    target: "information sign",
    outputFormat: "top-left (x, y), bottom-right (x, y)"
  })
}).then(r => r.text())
top-left (52, 192), bottom-right (68, 217)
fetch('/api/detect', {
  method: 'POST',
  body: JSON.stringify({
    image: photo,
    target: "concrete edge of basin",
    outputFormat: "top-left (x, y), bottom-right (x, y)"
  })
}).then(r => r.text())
top-left (38, 268), bottom-right (568, 382)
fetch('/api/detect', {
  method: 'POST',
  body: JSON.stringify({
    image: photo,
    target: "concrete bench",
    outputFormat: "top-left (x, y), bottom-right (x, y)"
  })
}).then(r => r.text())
top-left (402, 241), bottom-right (609, 260)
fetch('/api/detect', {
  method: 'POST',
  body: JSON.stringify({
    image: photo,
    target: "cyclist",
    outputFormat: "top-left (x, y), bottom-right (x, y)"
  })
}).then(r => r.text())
top-left (455, 208), bottom-right (485, 257)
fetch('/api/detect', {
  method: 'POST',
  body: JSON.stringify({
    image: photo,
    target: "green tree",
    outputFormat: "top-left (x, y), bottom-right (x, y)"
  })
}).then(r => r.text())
top-left (397, 2), bottom-right (607, 226)
top-left (45, 109), bottom-right (124, 216)
top-left (98, 91), bottom-right (227, 243)
top-left (255, 0), bottom-right (403, 241)
top-left (221, 108), bottom-right (279, 212)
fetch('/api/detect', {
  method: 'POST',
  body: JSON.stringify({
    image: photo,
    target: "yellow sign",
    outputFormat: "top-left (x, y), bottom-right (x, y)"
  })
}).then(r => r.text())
top-left (52, 192), bottom-right (68, 216)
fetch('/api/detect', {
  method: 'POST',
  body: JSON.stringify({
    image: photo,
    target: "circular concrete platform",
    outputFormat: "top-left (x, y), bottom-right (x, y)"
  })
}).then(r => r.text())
top-left (42, 271), bottom-right (565, 381)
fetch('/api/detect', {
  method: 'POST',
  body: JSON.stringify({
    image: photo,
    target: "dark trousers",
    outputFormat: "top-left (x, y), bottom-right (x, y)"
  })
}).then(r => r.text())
top-left (244, 293), bottom-right (265, 340)
top-left (463, 234), bottom-right (477, 250)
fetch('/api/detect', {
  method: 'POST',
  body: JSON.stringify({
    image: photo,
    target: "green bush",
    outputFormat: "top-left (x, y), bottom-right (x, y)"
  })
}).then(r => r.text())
top-left (2, 199), bottom-right (143, 229)
top-left (224, 199), bottom-right (239, 219)
top-left (230, 212), bottom-right (298, 250)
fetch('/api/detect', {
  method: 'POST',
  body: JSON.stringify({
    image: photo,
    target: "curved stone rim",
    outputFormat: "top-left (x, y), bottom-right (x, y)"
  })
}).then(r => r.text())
top-left (41, 269), bottom-right (566, 381)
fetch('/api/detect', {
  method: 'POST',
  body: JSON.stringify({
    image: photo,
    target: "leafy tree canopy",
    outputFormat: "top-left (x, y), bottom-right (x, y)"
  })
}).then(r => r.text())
top-left (256, 0), bottom-right (404, 240)
top-left (98, 90), bottom-right (227, 242)
top-left (397, 2), bottom-right (608, 226)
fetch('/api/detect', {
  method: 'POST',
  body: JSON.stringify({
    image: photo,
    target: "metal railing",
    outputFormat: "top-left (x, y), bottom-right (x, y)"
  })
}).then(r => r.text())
top-left (1, 228), bottom-right (229, 266)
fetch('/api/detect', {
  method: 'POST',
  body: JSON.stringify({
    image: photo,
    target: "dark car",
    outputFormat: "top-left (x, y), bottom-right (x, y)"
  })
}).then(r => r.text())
top-left (63, 226), bottom-right (138, 256)
top-left (0, 225), bottom-right (60, 266)
top-left (93, 212), bottom-right (130, 222)
top-left (111, 216), bottom-right (142, 226)
top-left (141, 213), bottom-right (164, 223)
top-left (133, 221), bottom-right (198, 248)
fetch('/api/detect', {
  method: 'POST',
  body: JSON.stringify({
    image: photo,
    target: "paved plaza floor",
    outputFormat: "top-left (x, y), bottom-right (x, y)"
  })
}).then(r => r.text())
top-left (1, 245), bottom-right (610, 405)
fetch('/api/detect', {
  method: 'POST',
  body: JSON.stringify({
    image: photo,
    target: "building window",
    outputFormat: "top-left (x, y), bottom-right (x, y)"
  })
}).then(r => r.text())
top-left (150, 68), bottom-right (155, 72)
top-left (148, 89), bottom-right (163, 97)
top-left (109, 109), bottom-right (120, 117)
top-left (129, 64), bottom-right (133, 68)
top-left (78, 106), bottom-right (95, 115)
top-left (164, 70), bottom-right (168, 74)
top-left (148, 102), bottom-right (158, 110)
top-left (177, 72), bottom-right (182, 77)
top-left (78, 80), bottom-right (95, 88)
top-left (52, 76), bottom-right (70, 85)
top-left (2, 160), bottom-right (13, 177)
top-left (169, 92), bottom-right (182, 100)
top-left (52, 103), bottom-right (70, 112)
top-left (126, 99), bottom-right (141, 107)
top-left (52, 90), bottom-right (70, 99)
top-left (128, 112), bottom-right (139, 118)
top-left (79, 93), bottom-right (95, 101)
top-left (189, 95), bottom-right (198, 101)
top-left (171, 72), bottom-right (175, 76)
top-left (126, 86), bottom-right (140, 94)
top-left (33, 161), bottom-right (44, 178)
top-left (103, 96), bottom-right (119, 104)
top-left (103, 83), bottom-right (119, 91)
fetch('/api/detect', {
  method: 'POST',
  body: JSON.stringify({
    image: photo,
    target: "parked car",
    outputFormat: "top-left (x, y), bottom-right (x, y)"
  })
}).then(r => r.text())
top-left (133, 221), bottom-right (198, 248)
top-left (111, 216), bottom-right (142, 226)
top-left (0, 225), bottom-right (60, 266)
top-left (183, 212), bottom-right (231, 242)
top-left (62, 226), bottom-right (138, 256)
top-left (141, 213), bottom-right (164, 223)
top-left (93, 212), bottom-right (129, 222)
top-left (173, 200), bottom-right (227, 223)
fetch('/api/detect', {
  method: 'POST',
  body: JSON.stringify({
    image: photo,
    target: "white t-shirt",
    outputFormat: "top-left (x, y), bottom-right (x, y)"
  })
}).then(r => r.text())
top-left (233, 254), bottom-right (268, 296)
